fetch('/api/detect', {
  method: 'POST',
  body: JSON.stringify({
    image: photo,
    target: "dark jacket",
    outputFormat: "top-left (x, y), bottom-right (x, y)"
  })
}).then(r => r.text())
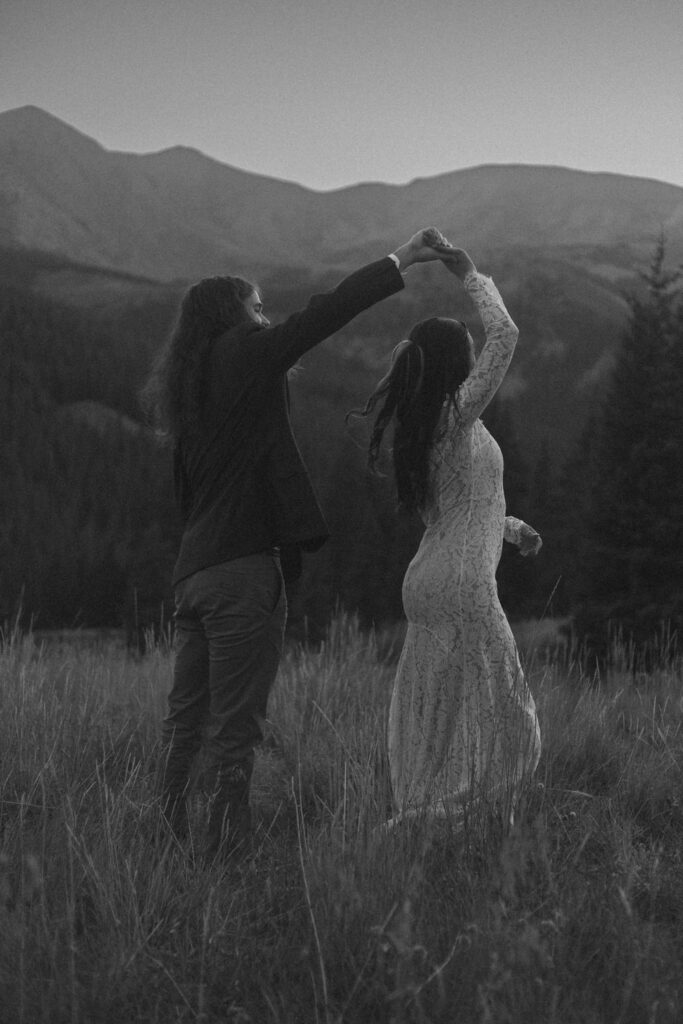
top-left (172, 256), bottom-right (404, 585)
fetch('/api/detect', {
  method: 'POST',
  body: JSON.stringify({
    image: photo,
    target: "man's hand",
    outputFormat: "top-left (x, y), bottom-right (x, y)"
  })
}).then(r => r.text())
top-left (391, 228), bottom-right (458, 270)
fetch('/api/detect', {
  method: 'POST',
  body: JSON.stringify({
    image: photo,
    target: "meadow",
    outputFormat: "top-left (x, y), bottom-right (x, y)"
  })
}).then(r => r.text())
top-left (1, 614), bottom-right (682, 1024)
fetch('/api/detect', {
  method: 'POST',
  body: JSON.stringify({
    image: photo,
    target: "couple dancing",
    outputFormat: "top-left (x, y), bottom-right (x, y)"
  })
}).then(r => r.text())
top-left (145, 227), bottom-right (542, 861)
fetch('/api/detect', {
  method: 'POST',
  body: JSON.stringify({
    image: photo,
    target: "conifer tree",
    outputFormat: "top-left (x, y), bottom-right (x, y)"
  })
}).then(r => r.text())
top-left (574, 239), bottom-right (683, 649)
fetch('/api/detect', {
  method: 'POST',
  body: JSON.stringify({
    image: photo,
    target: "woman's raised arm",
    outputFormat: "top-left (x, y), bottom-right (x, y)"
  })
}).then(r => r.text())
top-left (440, 250), bottom-right (519, 424)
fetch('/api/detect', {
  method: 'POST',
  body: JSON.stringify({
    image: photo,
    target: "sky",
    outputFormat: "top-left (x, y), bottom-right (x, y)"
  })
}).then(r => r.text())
top-left (2, 0), bottom-right (682, 192)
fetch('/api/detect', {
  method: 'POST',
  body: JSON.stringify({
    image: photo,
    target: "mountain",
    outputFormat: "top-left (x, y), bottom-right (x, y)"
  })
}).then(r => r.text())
top-left (2, 104), bottom-right (682, 462)
top-left (1, 105), bottom-right (682, 282)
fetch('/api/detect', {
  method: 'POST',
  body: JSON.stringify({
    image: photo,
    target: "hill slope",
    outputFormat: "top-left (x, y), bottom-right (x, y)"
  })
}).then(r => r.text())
top-left (1, 105), bottom-right (682, 281)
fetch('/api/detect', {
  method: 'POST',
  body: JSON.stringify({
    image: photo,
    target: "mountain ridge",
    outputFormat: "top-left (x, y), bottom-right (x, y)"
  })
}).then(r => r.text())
top-left (5, 104), bottom-right (681, 193)
top-left (1, 105), bottom-right (682, 282)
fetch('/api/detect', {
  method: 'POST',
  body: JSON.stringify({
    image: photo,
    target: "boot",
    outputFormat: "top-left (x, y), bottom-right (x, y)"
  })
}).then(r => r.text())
top-left (203, 759), bottom-right (254, 864)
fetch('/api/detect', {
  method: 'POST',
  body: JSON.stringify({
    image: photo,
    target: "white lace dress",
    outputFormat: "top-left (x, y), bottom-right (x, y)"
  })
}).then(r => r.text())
top-left (388, 271), bottom-right (541, 819)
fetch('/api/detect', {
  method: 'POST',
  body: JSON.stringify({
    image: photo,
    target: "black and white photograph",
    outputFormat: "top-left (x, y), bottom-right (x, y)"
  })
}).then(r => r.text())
top-left (1, 1), bottom-right (682, 1021)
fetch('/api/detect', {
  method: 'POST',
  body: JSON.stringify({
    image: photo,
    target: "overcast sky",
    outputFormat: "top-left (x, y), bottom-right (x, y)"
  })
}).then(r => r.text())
top-left (2, 0), bottom-right (681, 191)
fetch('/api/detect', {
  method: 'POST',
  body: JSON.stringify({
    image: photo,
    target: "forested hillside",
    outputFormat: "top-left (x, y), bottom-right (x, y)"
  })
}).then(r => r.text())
top-left (0, 278), bottom-right (178, 632)
top-left (1, 251), bottom-right (550, 637)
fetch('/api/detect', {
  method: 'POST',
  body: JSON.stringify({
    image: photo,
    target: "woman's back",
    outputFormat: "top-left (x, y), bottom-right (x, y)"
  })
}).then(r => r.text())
top-left (404, 414), bottom-right (506, 628)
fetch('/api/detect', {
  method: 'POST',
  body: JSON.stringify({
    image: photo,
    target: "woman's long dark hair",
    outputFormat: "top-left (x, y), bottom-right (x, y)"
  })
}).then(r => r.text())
top-left (352, 317), bottom-right (472, 512)
top-left (140, 275), bottom-right (255, 437)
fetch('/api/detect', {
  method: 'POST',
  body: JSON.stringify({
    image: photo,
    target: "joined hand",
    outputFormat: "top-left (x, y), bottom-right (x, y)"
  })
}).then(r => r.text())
top-left (393, 227), bottom-right (458, 269)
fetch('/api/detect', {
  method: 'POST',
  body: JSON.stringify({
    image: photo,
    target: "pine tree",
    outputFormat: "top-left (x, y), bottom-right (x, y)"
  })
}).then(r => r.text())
top-left (574, 239), bottom-right (683, 649)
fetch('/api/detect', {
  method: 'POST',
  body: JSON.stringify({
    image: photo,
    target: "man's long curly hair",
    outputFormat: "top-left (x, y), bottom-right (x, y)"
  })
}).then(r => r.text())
top-left (352, 317), bottom-right (473, 512)
top-left (141, 275), bottom-right (255, 437)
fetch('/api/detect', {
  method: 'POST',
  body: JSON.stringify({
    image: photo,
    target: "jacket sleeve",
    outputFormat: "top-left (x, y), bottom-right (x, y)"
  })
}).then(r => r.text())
top-left (235, 257), bottom-right (405, 375)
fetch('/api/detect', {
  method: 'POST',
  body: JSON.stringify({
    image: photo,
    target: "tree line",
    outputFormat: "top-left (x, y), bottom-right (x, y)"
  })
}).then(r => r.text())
top-left (1, 244), bottom-right (681, 649)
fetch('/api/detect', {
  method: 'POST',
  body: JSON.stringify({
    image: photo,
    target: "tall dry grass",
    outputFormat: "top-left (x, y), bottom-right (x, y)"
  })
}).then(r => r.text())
top-left (1, 614), bottom-right (682, 1023)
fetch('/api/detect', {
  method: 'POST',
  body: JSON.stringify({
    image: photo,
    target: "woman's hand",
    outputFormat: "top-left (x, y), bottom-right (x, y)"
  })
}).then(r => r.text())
top-left (391, 228), bottom-right (459, 270)
top-left (519, 524), bottom-right (542, 557)
top-left (440, 247), bottom-right (477, 281)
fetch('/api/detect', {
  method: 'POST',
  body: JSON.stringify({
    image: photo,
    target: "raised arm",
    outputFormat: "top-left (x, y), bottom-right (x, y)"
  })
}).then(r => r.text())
top-left (438, 249), bottom-right (519, 424)
top-left (456, 271), bottom-right (519, 422)
top-left (241, 228), bottom-right (459, 375)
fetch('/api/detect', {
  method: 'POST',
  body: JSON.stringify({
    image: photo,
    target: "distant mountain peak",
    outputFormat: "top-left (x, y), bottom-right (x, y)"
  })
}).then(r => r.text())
top-left (0, 104), bottom-right (105, 154)
top-left (1, 104), bottom-right (56, 123)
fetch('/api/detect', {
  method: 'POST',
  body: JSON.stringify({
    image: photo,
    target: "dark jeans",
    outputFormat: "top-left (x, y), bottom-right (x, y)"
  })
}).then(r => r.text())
top-left (160, 552), bottom-right (286, 818)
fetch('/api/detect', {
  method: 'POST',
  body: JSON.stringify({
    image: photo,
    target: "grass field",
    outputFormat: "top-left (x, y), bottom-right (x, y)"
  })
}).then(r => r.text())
top-left (1, 613), bottom-right (682, 1023)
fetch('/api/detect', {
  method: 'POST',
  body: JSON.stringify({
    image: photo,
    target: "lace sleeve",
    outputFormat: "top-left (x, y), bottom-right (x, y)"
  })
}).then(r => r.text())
top-left (454, 272), bottom-right (519, 424)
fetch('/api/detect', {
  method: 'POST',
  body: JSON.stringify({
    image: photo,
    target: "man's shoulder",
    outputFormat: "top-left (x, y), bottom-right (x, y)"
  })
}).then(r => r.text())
top-left (216, 322), bottom-right (264, 345)
top-left (210, 322), bottom-right (267, 366)
top-left (209, 323), bottom-right (285, 392)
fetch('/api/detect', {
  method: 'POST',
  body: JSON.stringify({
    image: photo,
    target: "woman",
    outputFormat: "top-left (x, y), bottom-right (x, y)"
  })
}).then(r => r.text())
top-left (357, 247), bottom-right (542, 827)
top-left (141, 228), bottom-right (456, 861)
